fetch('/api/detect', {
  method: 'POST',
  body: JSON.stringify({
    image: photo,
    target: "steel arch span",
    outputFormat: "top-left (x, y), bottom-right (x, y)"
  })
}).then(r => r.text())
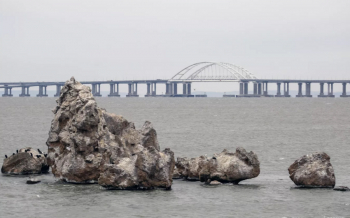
top-left (170, 62), bottom-right (257, 82)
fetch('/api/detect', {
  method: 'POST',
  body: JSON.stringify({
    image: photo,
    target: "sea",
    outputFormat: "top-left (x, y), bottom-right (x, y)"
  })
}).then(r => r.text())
top-left (0, 97), bottom-right (349, 218)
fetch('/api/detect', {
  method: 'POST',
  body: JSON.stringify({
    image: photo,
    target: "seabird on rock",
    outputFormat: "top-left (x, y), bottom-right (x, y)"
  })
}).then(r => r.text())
top-left (30, 153), bottom-right (33, 157)
top-left (12, 153), bottom-right (15, 156)
top-left (5, 155), bottom-right (7, 158)
top-left (212, 157), bottom-right (216, 160)
top-left (36, 155), bottom-right (41, 158)
top-left (16, 150), bottom-right (18, 153)
top-left (37, 149), bottom-right (42, 154)
top-left (44, 154), bottom-right (47, 157)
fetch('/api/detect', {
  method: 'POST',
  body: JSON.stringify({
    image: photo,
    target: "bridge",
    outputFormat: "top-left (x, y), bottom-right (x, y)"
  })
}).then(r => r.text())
top-left (1, 62), bottom-right (350, 98)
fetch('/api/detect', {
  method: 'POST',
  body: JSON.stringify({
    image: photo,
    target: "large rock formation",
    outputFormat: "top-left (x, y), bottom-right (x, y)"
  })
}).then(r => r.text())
top-left (176, 148), bottom-right (260, 184)
top-left (46, 77), bottom-right (174, 189)
top-left (288, 152), bottom-right (335, 188)
top-left (1, 147), bottom-right (49, 175)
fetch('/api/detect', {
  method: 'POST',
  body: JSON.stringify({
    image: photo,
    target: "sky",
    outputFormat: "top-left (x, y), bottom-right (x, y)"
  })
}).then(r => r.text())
top-left (1, 0), bottom-right (350, 93)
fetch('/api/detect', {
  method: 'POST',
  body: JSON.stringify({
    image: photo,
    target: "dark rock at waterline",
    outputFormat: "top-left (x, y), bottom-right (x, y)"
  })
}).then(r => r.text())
top-left (333, 186), bottom-right (349, 191)
top-left (46, 77), bottom-right (175, 189)
top-left (1, 147), bottom-right (49, 175)
top-left (176, 148), bottom-right (260, 184)
top-left (288, 152), bottom-right (335, 188)
top-left (26, 177), bottom-right (41, 184)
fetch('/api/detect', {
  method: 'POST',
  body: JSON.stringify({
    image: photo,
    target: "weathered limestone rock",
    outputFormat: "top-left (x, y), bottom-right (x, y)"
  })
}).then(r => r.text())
top-left (176, 148), bottom-right (260, 184)
top-left (99, 148), bottom-right (174, 190)
top-left (46, 77), bottom-right (175, 189)
top-left (172, 167), bottom-right (181, 179)
top-left (175, 156), bottom-right (209, 181)
top-left (288, 152), bottom-right (335, 188)
top-left (199, 148), bottom-right (260, 184)
top-left (1, 147), bottom-right (49, 175)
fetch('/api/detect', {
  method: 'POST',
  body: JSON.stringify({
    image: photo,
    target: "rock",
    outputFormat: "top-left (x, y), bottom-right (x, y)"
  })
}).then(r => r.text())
top-left (46, 77), bottom-right (175, 189)
top-left (1, 147), bottom-right (49, 175)
top-left (98, 148), bottom-right (174, 190)
top-left (209, 180), bottom-right (222, 185)
top-left (175, 156), bottom-right (208, 181)
top-left (199, 148), bottom-right (260, 184)
top-left (26, 177), bottom-right (41, 184)
top-left (175, 148), bottom-right (260, 184)
top-left (288, 152), bottom-right (335, 188)
top-left (333, 186), bottom-right (350, 191)
top-left (172, 167), bottom-right (181, 179)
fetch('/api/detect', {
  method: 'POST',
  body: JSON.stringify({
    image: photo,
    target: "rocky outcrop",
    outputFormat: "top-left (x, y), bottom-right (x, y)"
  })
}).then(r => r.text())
top-left (288, 152), bottom-right (335, 188)
top-left (1, 147), bottom-right (49, 175)
top-left (175, 148), bottom-right (260, 184)
top-left (175, 156), bottom-right (209, 181)
top-left (46, 77), bottom-right (175, 189)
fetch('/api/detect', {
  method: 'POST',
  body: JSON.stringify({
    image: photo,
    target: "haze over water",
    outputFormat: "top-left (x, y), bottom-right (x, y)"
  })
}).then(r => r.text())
top-left (0, 97), bottom-right (349, 217)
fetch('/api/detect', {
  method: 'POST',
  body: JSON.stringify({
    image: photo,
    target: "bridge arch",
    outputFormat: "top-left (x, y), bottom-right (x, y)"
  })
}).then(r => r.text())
top-left (170, 62), bottom-right (257, 81)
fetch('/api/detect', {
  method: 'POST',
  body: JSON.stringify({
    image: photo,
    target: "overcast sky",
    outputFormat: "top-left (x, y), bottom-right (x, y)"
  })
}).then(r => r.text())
top-left (1, 0), bottom-right (349, 92)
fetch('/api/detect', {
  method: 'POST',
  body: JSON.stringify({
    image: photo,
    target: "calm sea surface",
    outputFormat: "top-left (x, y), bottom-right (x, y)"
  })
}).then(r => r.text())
top-left (0, 97), bottom-right (350, 218)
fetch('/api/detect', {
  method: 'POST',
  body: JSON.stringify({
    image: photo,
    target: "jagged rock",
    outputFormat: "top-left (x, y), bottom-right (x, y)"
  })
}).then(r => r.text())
top-left (199, 148), bottom-right (260, 184)
top-left (175, 156), bottom-right (208, 181)
top-left (176, 148), bottom-right (260, 184)
top-left (172, 167), bottom-right (181, 179)
top-left (46, 77), bottom-right (175, 189)
top-left (1, 147), bottom-right (49, 175)
top-left (99, 148), bottom-right (174, 190)
top-left (288, 152), bottom-right (335, 188)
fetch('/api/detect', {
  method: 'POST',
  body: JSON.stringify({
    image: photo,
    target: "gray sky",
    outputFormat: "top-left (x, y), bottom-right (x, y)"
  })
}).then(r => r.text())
top-left (1, 0), bottom-right (350, 92)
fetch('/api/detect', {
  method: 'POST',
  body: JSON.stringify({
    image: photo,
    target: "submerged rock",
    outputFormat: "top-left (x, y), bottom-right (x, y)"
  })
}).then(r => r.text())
top-left (26, 177), bottom-right (41, 184)
top-left (333, 186), bottom-right (349, 191)
top-left (46, 77), bottom-right (175, 189)
top-left (288, 152), bottom-right (335, 188)
top-left (176, 148), bottom-right (260, 184)
top-left (209, 180), bottom-right (222, 185)
top-left (1, 147), bottom-right (49, 175)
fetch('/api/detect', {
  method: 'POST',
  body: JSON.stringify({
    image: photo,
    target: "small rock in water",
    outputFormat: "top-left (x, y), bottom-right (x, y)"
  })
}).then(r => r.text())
top-left (209, 180), bottom-right (222, 185)
top-left (333, 186), bottom-right (350, 191)
top-left (26, 177), bottom-right (41, 184)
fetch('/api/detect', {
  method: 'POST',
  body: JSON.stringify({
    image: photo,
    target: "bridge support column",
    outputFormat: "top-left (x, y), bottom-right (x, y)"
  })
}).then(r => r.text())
top-left (283, 82), bottom-right (290, 97)
top-left (262, 82), bottom-right (273, 97)
top-left (127, 83), bottom-right (139, 97)
top-left (108, 83), bottom-right (120, 97)
top-left (340, 83), bottom-right (350, 97)
top-left (275, 83), bottom-right (283, 97)
top-left (305, 83), bottom-right (312, 97)
top-left (258, 83), bottom-right (262, 95)
top-left (183, 83), bottom-right (187, 96)
top-left (243, 82), bottom-right (248, 95)
top-left (239, 83), bottom-right (243, 95)
top-left (327, 82), bottom-right (335, 97)
top-left (92, 83), bottom-right (102, 97)
top-left (173, 83), bottom-right (177, 96)
top-left (165, 83), bottom-right (170, 96)
top-left (317, 83), bottom-right (329, 97)
top-left (37, 85), bottom-right (48, 97)
top-left (2, 86), bottom-right (13, 97)
top-left (296, 83), bottom-right (303, 97)
top-left (253, 83), bottom-right (258, 95)
top-left (152, 83), bottom-right (157, 96)
top-left (54, 85), bottom-right (62, 97)
top-left (187, 83), bottom-right (192, 95)
top-left (19, 86), bottom-right (30, 97)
